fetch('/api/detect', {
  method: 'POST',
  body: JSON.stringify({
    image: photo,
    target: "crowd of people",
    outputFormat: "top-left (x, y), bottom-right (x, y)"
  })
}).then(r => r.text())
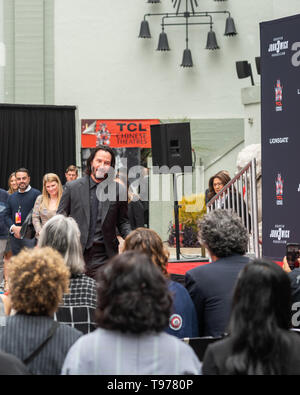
top-left (0, 147), bottom-right (299, 375)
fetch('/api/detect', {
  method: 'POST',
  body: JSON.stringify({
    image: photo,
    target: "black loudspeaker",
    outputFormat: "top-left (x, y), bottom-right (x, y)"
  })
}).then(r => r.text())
top-left (255, 56), bottom-right (261, 75)
top-left (236, 60), bottom-right (251, 79)
top-left (150, 122), bottom-right (192, 174)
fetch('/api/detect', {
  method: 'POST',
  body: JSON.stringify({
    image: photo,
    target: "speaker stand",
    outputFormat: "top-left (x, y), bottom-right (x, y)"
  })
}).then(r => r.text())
top-left (173, 174), bottom-right (181, 260)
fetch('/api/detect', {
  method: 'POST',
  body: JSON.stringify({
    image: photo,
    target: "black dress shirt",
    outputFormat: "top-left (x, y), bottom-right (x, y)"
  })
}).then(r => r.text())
top-left (86, 177), bottom-right (104, 250)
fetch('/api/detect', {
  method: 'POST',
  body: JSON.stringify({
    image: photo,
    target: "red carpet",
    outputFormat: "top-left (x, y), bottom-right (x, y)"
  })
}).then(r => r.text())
top-left (166, 259), bottom-right (283, 276)
top-left (167, 260), bottom-right (209, 275)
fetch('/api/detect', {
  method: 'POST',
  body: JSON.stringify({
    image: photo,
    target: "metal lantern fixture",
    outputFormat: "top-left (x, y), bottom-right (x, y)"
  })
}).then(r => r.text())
top-left (139, 0), bottom-right (237, 67)
top-left (157, 31), bottom-right (170, 51)
top-left (224, 16), bottom-right (237, 36)
top-left (139, 20), bottom-right (151, 38)
top-left (206, 26), bottom-right (219, 50)
top-left (181, 48), bottom-right (193, 67)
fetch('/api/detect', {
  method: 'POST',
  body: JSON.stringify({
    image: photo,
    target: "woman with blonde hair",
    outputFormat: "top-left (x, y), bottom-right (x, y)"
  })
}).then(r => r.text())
top-left (123, 228), bottom-right (199, 339)
top-left (7, 172), bottom-right (18, 195)
top-left (32, 173), bottom-right (63, 239)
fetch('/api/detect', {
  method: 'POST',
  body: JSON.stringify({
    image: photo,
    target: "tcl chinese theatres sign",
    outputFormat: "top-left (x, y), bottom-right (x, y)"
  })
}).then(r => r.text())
top-left (81, 119), bottom-right (160, 148)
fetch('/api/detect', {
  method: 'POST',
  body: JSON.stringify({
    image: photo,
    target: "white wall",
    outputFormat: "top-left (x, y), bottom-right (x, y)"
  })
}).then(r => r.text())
top-left (54, 0), bottom-right (300, 120)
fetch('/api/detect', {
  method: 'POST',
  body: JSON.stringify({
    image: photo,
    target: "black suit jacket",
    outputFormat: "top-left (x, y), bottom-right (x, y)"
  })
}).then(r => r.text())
top-left (185, 255), bottom-right (249, 337)
top-left (57, 176), bottom-right (132, 256)
top-left (128, 199), bottom-right (145, 229)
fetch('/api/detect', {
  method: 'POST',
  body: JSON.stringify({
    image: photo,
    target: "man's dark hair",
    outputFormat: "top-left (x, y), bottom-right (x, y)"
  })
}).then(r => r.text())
top-left (198, 209), bottom-right (248, 258)
top-left (65, 165), bottom-right (78, 174)
top-left (15, 168), bottom-right (30, 177)
top-left (95, 251), bottom-right (172, 333)
top-left (85, 146), bottom-right (115, 176)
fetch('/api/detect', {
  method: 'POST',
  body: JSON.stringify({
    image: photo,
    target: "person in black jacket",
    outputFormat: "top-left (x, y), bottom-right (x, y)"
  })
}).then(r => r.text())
top-left (57, 146), bottom-right (131, 279)
top-left (202, 259), bottom-right (300, 375)
top-left (116, 173), bottom-right (144, 230)
top-left (185, 209), bottom-right (249, 337)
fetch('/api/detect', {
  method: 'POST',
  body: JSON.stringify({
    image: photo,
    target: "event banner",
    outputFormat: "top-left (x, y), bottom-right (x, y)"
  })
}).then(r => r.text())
top-left (81, 119), bottom-right (160, 148)
top-left (260, 14), bottom-right (300, 260)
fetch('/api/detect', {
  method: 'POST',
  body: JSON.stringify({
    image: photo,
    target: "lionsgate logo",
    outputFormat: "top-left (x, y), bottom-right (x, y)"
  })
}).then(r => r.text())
top-left (269, 137), bottom-right (288, 144)
top-left (269, 224), bottom-right (290, 244)
top-left (268, 36), bottom-right (289, 57)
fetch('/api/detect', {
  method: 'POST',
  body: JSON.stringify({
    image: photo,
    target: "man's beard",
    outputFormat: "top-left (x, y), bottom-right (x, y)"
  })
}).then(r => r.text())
top-left (18, 183), bottom-right (28, 191)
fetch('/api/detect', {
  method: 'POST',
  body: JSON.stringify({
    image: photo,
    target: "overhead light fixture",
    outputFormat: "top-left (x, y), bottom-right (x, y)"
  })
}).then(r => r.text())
top-left (224, 16), bottom-right (237, 36)
top-left (181, 48), bottom-right (193, 67)
top-left (236, 60), bottom-right (255, 86)
top-left (139, 0), bottom-right (237, 67)
top-left (139, 20), bottom-right (151, 38)
top-left (157, 30), bottom-right (170, 51)
top-left (206, 26), bottom-right (219, 50)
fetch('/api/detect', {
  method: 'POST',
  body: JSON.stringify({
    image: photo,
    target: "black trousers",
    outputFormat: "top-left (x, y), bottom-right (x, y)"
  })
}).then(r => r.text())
top-left (83, 243), bottom-right (108, 280)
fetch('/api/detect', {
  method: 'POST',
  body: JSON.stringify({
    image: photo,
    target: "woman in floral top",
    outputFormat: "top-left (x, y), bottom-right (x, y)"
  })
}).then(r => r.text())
top-left (32, 173), bottom-right (63, 239)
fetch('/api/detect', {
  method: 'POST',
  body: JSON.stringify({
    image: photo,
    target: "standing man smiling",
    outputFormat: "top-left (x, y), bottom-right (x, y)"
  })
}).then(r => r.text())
top-left (4, 168), bottom-right (40, 255)
top-left (57, 146), bottom-right (131, 279)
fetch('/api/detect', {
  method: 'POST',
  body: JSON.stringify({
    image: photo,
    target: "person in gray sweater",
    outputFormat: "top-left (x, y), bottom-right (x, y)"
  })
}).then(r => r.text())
top-left (62, 251), bottom-right (201, 375)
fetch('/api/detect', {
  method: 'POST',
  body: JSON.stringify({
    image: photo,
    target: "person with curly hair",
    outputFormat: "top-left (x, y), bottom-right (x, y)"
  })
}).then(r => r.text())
top-left (185, 209), bottom-right (250, 337)
top-left (0, 247), bottom-right (82, 375)
top-left (202, 259), bottom-right (300, 375)
top-left (123, 228), bottom-right (198, 339)
top-left (62, 251), bottom-right (201, 375)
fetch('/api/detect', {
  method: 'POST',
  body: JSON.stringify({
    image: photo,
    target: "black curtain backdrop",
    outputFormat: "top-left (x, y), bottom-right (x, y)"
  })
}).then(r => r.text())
top-left (0, 104), bottom-right (76, 192)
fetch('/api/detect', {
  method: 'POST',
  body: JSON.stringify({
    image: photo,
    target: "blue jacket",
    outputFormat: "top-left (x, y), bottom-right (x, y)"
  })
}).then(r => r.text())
top-left (164, 280), bottom-right (199, 339)
top-left (0, 189), bottom-right (9, 239)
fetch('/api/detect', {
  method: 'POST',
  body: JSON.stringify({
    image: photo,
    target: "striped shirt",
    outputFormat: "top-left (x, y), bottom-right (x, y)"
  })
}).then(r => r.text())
top-left (0, 314), bottom-right (82, 375)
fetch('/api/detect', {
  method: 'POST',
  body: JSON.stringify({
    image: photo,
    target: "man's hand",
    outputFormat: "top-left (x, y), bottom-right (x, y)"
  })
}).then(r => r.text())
top-left (12, 225), bottom-right (21, 239)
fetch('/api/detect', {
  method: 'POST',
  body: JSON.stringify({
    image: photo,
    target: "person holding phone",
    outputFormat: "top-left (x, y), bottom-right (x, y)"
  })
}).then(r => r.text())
top-left (282, 246), bottom-right (300, 329)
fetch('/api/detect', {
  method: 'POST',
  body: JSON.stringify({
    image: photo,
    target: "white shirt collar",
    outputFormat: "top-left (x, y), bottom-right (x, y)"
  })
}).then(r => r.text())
top-left (18, 185), bottom-right (31, 193)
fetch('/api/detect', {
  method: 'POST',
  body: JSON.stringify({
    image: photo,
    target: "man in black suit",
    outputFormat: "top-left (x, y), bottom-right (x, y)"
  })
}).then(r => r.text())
top-left (57, 146), bottom-right (131, 279)
top-left (185, 209), bottom-right (249, 337)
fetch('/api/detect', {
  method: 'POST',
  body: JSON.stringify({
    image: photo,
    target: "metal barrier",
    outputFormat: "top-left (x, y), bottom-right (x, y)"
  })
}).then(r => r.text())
top-left (207, 159), bottom-right (260, 258)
